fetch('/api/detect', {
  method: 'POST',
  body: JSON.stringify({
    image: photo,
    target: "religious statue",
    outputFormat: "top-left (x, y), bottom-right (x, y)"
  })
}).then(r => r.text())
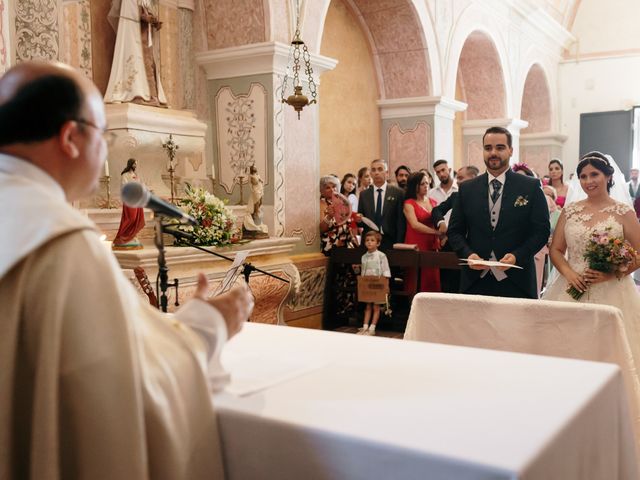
top-left (105, 0), bottom-right (167, 106)
top-left (113, 159), bottom-right (146, 250)
top-left (242, 165), bottom-right (269, 239)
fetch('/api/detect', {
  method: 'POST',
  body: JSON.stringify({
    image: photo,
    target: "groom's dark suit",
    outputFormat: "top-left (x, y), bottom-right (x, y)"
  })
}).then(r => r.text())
top-left (358, 183), bottom-right (405, 251)
top-left (448, 169), bottom-right (550, 298)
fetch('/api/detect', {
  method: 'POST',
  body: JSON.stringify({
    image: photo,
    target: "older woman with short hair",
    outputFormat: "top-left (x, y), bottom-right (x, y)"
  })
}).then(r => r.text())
top-left (320, 175), bottom-right (356, 255)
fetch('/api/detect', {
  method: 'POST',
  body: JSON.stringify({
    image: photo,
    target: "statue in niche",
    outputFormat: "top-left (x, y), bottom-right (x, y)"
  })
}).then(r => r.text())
top-left (105, 0), bottom-right (167, 107)
top-left (242, 165), bottom-right (269, 239)
top-left (113, 159), bottom-right (146, 250)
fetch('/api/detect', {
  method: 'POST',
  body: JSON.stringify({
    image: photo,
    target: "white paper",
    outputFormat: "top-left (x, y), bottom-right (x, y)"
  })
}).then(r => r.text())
top-left (459, 259), bottom-right (523, 269)
top-left (212, 251), bottom-right (249, 296)
top-left (360, 216), bottom-right (379, 231)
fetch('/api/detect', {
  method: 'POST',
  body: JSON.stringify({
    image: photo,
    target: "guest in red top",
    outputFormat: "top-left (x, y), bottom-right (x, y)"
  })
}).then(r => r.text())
top-left (403, 171), bottom-right (441, 293)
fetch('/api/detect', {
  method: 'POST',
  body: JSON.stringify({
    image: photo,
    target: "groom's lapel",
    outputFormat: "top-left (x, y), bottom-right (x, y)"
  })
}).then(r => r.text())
top-left (476, 173), bottom-right (491, 228)
top-left (496, 170), bottom-right (517, 230)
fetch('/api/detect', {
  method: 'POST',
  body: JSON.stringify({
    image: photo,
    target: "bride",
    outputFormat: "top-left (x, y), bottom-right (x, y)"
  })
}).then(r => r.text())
top-left (542, 152), bottom-right (640, 317)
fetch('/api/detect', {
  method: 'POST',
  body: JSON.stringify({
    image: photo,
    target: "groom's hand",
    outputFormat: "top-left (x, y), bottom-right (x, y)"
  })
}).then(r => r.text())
top-left (467, 253), bottom-right (489, 270)
top-left (497, 253), bottom-right (516, 271)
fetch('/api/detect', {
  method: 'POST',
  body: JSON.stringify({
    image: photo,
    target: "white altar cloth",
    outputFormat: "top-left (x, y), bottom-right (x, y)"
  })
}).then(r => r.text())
top-left (214, 323), bottom-right (637, 480)
top-left (404, 292), bottom-right (640, 461)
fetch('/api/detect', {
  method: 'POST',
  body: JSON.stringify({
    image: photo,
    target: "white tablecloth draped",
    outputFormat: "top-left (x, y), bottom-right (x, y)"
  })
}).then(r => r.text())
top-left (214, 323), bottom-right (637, 480)
top-left (404, 292), bottom-right (640, 464)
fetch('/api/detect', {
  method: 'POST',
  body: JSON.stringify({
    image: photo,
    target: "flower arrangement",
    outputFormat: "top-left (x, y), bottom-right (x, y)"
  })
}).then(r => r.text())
top-left (173, 184), bottom-right (236, 247)
top-left (514, 195), bottom-right (529, 207)
top-left (566, 227), bottom-right (637, 300)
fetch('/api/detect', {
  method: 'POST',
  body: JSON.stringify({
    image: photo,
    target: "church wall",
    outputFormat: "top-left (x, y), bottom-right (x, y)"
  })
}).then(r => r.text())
top-left (318, 0), bottom-right (380, 179)
top-left (558, 0), bottom-right (640, 174)
top-left (567, 0), bottom-right (640, 58)
top-left (0, 0), bottom-right (8, 74)
top-left (381, 116), bottom-right (433, 174)
top-left (558, 55), bottom-right (640, 173)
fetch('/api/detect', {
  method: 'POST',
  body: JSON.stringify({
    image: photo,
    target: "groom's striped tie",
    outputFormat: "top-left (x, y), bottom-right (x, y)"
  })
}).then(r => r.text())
top-left (490, 179), bottom-right (502, 204)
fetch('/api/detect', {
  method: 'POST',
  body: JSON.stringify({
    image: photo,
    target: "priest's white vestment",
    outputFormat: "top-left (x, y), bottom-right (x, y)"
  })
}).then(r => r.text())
top-left (0, 154), bottom-right (225, 479)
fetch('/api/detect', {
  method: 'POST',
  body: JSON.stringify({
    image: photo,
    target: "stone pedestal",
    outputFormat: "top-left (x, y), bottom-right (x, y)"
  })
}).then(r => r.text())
top-left (379, 96), bottom-right (467, 172)
top-left (83, 103), bottom-right (209, 209)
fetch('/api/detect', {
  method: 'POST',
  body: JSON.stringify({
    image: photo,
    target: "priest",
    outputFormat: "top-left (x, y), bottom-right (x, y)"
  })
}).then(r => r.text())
top-left (0, 61), bottom-right (253, 479)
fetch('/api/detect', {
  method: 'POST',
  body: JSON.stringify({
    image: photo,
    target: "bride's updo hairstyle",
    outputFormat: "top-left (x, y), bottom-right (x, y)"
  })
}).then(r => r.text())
top-left (577, 151), bottom-right (615, 192)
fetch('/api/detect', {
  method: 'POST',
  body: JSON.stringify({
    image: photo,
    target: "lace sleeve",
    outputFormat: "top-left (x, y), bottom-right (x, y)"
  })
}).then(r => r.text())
top-left (563, 202), bottom-right (581, 219)
top-left (603, 202), bottom-right (632, 216)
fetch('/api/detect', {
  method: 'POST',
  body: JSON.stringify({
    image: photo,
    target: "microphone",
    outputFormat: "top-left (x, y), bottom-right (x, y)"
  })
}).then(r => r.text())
top-left (121, 182), bottom-right (197, 225)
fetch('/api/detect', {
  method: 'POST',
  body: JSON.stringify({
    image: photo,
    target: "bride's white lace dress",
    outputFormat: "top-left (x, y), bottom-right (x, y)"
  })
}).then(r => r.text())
top-left (543, 201), bottom-right (640, 333)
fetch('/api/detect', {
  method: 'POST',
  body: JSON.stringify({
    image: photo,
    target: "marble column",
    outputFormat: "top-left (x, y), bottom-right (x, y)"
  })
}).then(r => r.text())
top-left (520, 132), bottom-right (568, 176)
top-left (196, 41), bottom-right (336, 253)
top-left (158, 0), bottom-right (179, 108)
top-left (378, 96), bottom-right (467, 173)
top-left (461, 118), bottom-right (529, 170)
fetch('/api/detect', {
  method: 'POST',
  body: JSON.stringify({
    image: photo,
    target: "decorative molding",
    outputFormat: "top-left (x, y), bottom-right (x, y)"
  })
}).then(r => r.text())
top-left (520, 132), bottom-right (568, 147)
top-left (105, 103), bottom-right (207, 137)
top-left (61, 0), bottom-right (92, 77)
top-left (561, 49), bottom-right (640, 63)
top-left (0, 0), bottom-right (7, 73)
top-left (196, 41), bottom-right (337, 81)
top-left (159, 0), bottom-right (179, 9)
top-left (15, 0), bottom-right (59, 62)
top-left (179, 7), bottom-right (195, 109)
top-left (273, 76), bottom-right (286, 237)
top-left (505, 0), bottom-right (575, 50)
top-left (177, 0), bottom-right (195, 10)
top-left (378, 96), bottom-right (467, 120)
top-left (214, 83), bottom-right (268, 195)
top-left (286, 266), bottom-right (325, 311)
top-left (114, 237), bottom-right (300, 271)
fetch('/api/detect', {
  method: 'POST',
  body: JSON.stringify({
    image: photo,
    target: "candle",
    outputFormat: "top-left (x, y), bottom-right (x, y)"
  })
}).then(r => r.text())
top-left (104, 159), bottom-right (110, 177)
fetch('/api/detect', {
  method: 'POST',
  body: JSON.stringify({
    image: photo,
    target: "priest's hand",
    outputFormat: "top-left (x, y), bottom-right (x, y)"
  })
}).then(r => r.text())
top-left (195, 273), bottom-right (254, 339)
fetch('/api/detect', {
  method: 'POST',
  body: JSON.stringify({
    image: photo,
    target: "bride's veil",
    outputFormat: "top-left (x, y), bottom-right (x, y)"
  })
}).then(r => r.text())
top-left (564, 152), bottom-right (633, 207)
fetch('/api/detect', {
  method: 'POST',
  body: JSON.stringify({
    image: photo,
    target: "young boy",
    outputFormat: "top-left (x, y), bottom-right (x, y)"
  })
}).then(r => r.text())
top-left (359, 231), bottom-right (391, 336)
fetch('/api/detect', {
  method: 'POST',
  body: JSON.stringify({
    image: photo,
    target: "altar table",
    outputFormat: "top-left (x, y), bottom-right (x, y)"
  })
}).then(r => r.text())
top-left (213, 323), bottom-right (636, 480)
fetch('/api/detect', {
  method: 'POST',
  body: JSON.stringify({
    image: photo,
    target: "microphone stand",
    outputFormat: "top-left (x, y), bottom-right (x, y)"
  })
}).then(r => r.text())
top-left (153, 218), bottom-right (180, 312)
top-left (160, 222), bottom-right (289, 319)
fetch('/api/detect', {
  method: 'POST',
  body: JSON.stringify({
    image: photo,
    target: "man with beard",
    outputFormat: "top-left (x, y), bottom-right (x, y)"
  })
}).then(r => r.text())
top-left (448, 127), bottom-right (549, 298)
top-left (394, 165), bottom-right (411, 190)
top-left (428, 159), bottom-right (457, 205)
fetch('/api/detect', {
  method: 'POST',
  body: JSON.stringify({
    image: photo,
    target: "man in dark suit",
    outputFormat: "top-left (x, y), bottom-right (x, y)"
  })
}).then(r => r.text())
top-left (448, 127), bottom-right (550, 299)
top-left (358, 159), bottom-right (405, 251)
top-left (432, 165), bottom-right (478, 293)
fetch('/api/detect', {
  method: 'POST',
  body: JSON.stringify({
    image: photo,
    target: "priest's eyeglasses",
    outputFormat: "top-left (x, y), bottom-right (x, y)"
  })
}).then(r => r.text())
top-left (75, 119), bottom-right (117, 147)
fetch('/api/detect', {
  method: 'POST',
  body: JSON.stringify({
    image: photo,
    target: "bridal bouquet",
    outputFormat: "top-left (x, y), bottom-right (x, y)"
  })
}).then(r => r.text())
top-left (173, 184), bottom-right (236, 247)
top-left (566, 228), bottom-right (637, 300)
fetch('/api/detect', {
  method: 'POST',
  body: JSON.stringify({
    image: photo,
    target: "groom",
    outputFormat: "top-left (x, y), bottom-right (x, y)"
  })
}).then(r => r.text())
top-left (448, 127), bottom-right (549, 298)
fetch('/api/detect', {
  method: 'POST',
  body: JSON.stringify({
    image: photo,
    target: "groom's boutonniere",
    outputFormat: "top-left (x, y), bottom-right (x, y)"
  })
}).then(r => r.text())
top-left (387, 196), bottom-right (396, 202)
top-left (514, 196), bottom-right (529, 207)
